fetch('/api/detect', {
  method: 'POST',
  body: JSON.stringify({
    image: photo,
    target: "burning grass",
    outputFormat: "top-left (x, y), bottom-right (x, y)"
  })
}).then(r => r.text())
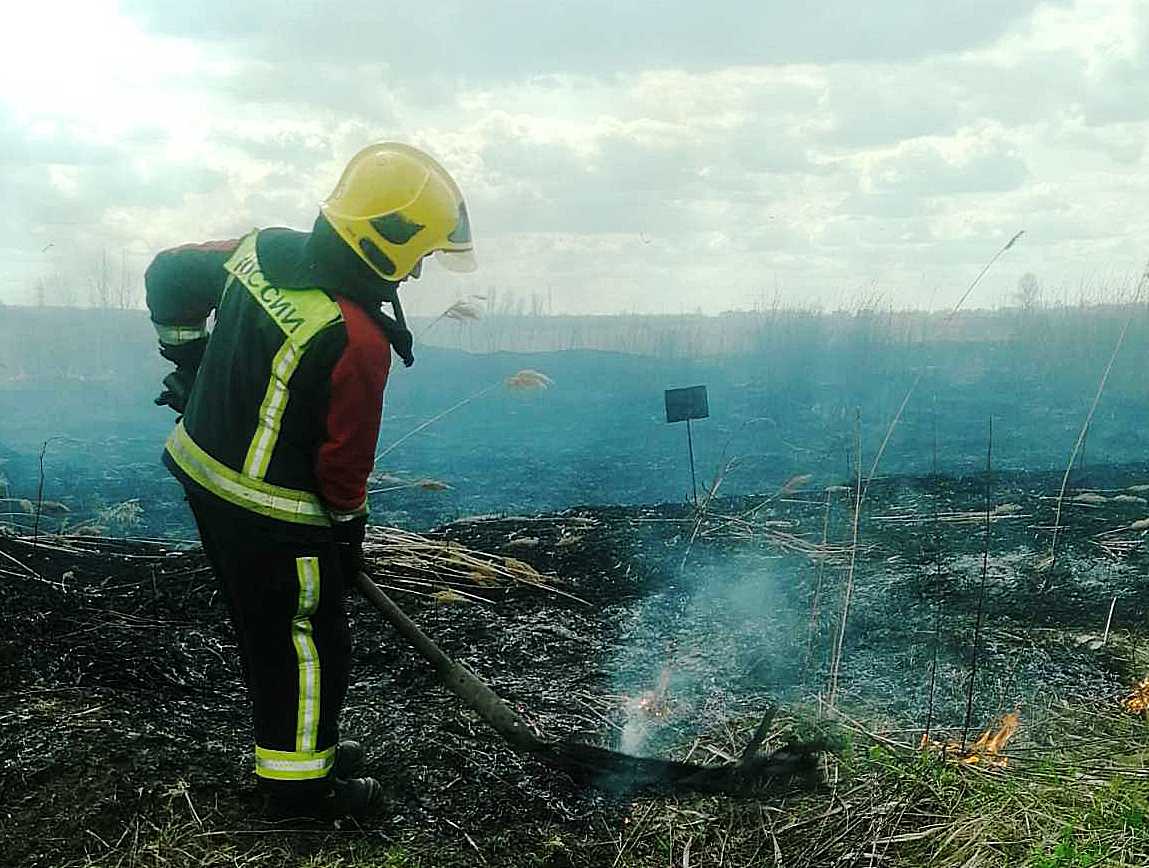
top-left (920, 710), bottom-right (1022, 767)
top-left (1123, 676), bottom-right (1149, 715)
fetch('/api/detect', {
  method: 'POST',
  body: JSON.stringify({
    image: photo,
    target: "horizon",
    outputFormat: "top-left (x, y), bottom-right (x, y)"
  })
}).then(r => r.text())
top-left (4, 277), bottom-right (1145, 318)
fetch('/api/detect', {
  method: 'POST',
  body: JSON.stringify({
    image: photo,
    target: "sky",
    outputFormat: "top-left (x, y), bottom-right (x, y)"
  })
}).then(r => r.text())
top-left (0, 0), bottom-right (1147, 315)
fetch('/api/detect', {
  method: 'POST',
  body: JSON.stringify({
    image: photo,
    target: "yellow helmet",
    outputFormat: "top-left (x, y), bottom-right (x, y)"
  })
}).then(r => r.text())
top-left (321, 142), bottom-right (476, 282)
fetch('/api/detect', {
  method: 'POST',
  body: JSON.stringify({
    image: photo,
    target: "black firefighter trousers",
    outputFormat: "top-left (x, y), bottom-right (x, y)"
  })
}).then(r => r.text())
top-left (187, 490), bottom-right (352, 795)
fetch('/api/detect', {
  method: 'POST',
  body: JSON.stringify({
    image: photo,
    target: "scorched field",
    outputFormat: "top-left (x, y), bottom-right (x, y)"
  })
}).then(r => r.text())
top-left (4, 460), bottom-right (1149, 867)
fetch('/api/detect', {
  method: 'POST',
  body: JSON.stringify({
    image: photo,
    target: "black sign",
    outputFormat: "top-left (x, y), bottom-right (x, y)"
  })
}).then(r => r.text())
top-left (665, 386), bottom-right (709, 424)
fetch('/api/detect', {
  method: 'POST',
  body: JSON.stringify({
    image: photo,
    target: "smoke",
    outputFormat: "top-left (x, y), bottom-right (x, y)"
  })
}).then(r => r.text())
top-left (608, 547), bottom-right (808, 757)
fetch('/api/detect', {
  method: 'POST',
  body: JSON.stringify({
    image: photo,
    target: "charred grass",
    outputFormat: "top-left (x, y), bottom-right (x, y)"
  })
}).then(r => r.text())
top-left (3, 468), bottom-right (1149, 867)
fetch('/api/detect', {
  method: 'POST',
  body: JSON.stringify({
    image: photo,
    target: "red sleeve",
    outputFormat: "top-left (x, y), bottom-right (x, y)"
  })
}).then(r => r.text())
top-left (315, 299), bottom-right (392, 517)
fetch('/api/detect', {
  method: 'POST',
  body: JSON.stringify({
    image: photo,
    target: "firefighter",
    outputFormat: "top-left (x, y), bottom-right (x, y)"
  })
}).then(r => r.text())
top-left (145, 143), bottom-right (475, 819)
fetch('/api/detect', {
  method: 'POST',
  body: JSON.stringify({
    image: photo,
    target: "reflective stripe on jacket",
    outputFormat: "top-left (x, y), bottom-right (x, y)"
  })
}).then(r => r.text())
top-left (148, 229), bottom-right (392, 527)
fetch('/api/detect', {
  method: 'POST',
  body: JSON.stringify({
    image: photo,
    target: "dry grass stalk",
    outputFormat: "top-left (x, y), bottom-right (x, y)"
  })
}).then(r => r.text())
top-left (375, 368), bottom-right (552, 462)
top-left (367, 475), bottom-right (452, 495)
top-left (961, 417), bottom-right (994, 749)
top-left (695, 510), bottom-right (854, 562)
top-left (872, 503), bottom-right (1026, 525)
top-left (1043, 265), bottom-right (1148, 572)
top-left (505, 369), bottom-right (553, 390)
top-left (375, 384), bottom-right (499, 461)
top-left (676, 463), bottom-right (849, 575)
top-left (432, 589), bottom-right (469, 605)
top-left (819, 235), bottom-right (1024, 712)
top-left (862, 231), bottom-right (1024, 501)
top-left (708, 470), bottom-right (814, 544)
top-left (923, 461), bottom-right (945, 746)
top-left (677, 455), bottom-right (740, 572)
top-left (803, 487), bottom-right (835, 674)
top-left (417, 295), bottom-right (486, 340)
top-left (442, 298), bottom-right (484, 323)
top-left (361, 525), bottom-right (586, 604)
top-left (827, 411), bottom-right (862, 707)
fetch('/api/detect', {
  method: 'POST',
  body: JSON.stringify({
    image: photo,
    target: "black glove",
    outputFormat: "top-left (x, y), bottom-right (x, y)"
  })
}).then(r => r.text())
top-left (158, 337), bottom-right (208, 369)
top-left (154, 368), bottom-right (196, 413)
top-left (154, 338), bottom-right (208, 414)
top-left (332, 515), bottom-right (367, 580)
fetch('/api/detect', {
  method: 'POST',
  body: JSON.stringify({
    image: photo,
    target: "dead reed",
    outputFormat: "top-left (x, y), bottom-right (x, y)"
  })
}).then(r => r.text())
top-left (374, 367), bottom-right (552, 462)
top-left (1043, 263), bottom-right (1149, 572)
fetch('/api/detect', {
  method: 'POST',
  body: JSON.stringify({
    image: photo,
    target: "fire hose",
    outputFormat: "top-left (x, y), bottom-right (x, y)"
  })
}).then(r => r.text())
top-left (355, 571), bottom-right (825, 794)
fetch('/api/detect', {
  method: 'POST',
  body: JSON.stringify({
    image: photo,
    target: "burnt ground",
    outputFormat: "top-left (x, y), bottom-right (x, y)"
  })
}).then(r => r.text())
top-left (2, 464), bottom-right (1149, 867)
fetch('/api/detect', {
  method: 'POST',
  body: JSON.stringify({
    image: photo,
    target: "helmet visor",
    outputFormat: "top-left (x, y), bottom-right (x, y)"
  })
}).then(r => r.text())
top-left (435, 248), bottom-right (477, 273)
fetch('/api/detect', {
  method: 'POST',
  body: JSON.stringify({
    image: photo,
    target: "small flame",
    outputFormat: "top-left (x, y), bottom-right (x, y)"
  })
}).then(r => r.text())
top-left (964, 711), bottom-right (1020, 761)
top-left (1124, 676), bottom-right (1149, 714)
top-left (620, 668), bottom-right (673, 755)
top-left (921, 712), bottom-right (1020, 768)
top-left (635, 668), bottom-right (673, 719)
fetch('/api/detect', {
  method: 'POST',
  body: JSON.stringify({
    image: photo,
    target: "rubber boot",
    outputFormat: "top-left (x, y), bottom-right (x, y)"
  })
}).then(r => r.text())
top-left (261, 772), bottom-right (383, 823)
top-left (262, 775), bottom-right (383, 820)
top-left (318, 776), bottom-right (383, 819)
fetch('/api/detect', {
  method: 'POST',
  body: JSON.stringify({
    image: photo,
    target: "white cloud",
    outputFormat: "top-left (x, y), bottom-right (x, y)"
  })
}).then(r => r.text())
top-left (1, 0), bottom-right (1147, 312)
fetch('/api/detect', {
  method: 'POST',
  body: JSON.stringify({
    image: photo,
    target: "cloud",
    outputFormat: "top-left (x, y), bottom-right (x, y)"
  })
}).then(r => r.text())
top-left (215, 61), bottom-right (407, 124)
top-left (864, 132), bottom-right (1030, 198)
top-left (123, 0), bottom-right (1059, 74)
top-left (2, 0), bottom-right (1147, 312)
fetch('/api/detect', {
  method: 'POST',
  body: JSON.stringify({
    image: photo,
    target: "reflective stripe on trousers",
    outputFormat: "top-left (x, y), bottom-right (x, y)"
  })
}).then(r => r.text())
top-left (255, 745), bottom-right (335, 781)
top-left (255, 555), bottom-right (326, 781)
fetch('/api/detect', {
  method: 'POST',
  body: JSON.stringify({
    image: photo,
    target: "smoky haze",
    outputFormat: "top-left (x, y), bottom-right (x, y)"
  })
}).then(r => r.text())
top-left (2, 300), bottom-right (1147, 539)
